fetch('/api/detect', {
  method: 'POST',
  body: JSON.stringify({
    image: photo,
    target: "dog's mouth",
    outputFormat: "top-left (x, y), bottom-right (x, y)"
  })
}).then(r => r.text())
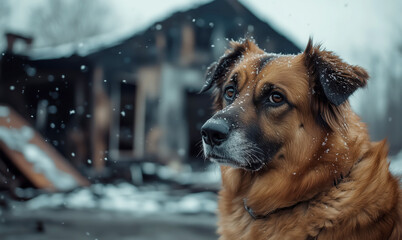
top-left (206, 152), bottom-right (264, 171)
top-left (210, 158), bottom-right (233, 165)
top-left (207, 153), bottom-right (233, 164)
top-left (206, 152), bottom-right (240, 166)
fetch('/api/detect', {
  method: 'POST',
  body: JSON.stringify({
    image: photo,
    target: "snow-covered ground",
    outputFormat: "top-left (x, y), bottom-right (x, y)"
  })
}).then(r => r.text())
top-left (0, 208), bottom-right (217, 240)
top-left (0, 166), bottom-right (221, 240)
top-left (20, 182), bottom-right (217, 215)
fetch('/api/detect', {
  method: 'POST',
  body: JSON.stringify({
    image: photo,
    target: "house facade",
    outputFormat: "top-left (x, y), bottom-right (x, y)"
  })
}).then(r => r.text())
top-left (0, 0), bottom-right (299, 184)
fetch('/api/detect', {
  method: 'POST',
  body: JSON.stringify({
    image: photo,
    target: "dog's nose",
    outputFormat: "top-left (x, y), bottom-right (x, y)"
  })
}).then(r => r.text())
top-left (201, 119), bottom-right (229, 146)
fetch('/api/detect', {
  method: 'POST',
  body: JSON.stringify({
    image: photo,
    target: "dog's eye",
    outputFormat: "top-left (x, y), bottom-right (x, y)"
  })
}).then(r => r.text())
top-left (224, 86), bottom-right (236, 101)
top-left (269, 92), bottom-right (284, 104)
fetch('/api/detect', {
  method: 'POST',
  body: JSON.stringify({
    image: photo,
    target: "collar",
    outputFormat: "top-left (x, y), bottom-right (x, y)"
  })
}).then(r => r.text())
top-left (243, 198), bottom-right (299, 220)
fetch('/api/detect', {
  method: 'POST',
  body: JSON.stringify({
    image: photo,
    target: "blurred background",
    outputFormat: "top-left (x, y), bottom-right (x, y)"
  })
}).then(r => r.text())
top-left (0, 0), bottom-right (401, 239)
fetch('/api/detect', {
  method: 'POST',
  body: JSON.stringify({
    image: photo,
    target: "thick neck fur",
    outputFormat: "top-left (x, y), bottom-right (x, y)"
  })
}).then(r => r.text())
top-left (218, 109), bottom-right (401, 239)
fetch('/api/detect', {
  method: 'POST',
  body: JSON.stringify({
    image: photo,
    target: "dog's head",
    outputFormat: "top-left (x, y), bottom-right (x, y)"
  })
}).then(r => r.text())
top-left (200, 38), bottom-right (368, 171)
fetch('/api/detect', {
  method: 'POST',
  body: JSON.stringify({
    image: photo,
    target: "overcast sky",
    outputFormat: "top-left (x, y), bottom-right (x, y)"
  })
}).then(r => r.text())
top-left (3, 0), bottom-right (400, 64)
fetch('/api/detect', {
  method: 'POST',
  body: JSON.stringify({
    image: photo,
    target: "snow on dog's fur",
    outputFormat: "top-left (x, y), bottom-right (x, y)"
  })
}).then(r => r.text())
top-left (200, 38), bottom-right (402, 239)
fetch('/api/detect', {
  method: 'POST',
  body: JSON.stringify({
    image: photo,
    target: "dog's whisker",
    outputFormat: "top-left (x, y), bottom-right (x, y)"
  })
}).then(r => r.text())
top-left (196, 148), bottom-right (204, 158)
top-left (195, 140), bottom-right (203, 148)
top-left (243, 151), bottom-right (253, 167)
top-left (247, 147), bottom-right (264, 162)
top-left (250, 145), bottom-right (265, 156)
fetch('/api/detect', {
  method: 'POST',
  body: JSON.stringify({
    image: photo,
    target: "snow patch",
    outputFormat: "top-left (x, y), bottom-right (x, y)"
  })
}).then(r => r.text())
top-left (0, 119), bottom-right (78, 190)
top-left (25, 182), bottom-right (217, 215)
top-left (0, 106), bottom-right (10, 117)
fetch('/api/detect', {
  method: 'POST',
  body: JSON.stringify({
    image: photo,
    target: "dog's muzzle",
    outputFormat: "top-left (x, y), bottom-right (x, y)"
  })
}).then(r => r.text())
top-left (201, 119), bottom-right (229, 147)
top-left (200, 117), bottom-right (248, 168)
top-left (200, 115), bottom-right (268, 171)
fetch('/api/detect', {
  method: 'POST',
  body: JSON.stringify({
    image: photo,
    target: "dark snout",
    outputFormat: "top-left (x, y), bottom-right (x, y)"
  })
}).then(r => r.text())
top-left (200, 115), bottom-right (267, 171)
top-left (201, 119), bottom-right (230, 147)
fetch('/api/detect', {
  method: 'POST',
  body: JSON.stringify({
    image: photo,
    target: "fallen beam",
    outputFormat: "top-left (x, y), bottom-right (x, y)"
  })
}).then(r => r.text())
top-left (0, 105), bottom-right (89, 191)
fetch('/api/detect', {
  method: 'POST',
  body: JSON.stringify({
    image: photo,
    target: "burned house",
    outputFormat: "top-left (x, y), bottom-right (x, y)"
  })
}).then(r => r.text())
top-left (0, 0), bottom-right (299, 189)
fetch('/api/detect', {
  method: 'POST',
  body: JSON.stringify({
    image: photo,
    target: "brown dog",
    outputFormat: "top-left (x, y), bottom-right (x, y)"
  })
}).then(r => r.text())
top-left (200, 38), bottom-right (402, 239)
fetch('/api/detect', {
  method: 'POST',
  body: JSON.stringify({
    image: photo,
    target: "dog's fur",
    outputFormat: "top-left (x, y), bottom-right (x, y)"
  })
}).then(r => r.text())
top-left (200, 38), bottom-right (402, 239)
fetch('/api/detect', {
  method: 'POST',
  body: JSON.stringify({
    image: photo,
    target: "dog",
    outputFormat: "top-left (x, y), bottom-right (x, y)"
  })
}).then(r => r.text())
top-left (200, 38), bottom-right (402, 239)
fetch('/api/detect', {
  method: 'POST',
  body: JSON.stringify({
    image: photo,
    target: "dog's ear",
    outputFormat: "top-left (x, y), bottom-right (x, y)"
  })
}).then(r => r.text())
top-left (199, 39), bottom-right (257, 94)
top-left (199, 61), bottom-right (219, 93)
top-left (304, 38), bottom-right (369, 105)
top-left (304, 38), bottom-right (369, 130)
